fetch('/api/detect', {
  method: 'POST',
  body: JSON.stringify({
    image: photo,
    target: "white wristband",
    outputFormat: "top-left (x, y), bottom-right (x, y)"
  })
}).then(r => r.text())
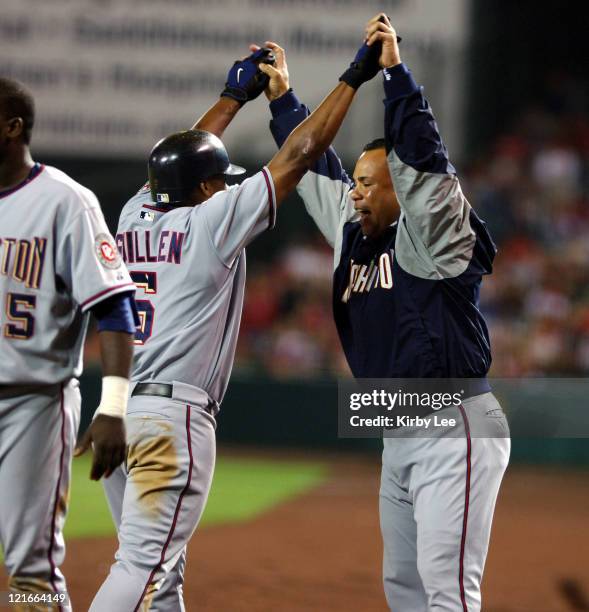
top-left (96, 376), bottom-right (129, 419)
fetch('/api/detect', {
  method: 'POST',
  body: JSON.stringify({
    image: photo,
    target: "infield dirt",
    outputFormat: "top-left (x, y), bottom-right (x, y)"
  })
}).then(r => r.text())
top-left (2, 451), bottom-right (588, 611)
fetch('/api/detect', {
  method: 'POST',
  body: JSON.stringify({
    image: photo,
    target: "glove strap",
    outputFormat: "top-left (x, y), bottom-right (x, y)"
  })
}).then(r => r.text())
top-left (220, 87), bottom-right (248, 105)
top-left (339, 64), bottom-right (366, 90)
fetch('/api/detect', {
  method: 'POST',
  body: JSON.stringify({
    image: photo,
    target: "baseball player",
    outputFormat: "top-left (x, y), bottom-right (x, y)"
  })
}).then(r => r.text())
top-left (263, 14), bottom-right (510, 612)
top-left (0, 77), bottom-right (137, 610)
top-left (89, 32), bottom-right (385, 611)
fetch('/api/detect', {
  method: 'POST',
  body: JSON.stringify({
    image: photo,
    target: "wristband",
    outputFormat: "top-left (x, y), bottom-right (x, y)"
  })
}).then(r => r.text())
top-left (96, 376), bottom-right (129, 419)
top-left (220, 87), bottom-right (248, 105)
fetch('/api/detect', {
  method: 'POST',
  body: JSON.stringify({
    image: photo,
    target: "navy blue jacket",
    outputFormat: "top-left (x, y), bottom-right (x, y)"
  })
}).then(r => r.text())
top-left (269, 64), bottom-right (495, 380)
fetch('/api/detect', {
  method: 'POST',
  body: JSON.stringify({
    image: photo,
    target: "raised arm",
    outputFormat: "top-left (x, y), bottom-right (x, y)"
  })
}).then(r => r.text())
top-left (268, 84), bottom-right (354, 206)
top-left (369, 14), bottom-right (487, 279)
top-left (191, 96), bottom-right (241, 139)
top-left (265, 36), bottom-right (382, 206)
top-left (199, 29), bottom-right (383, 265)
top-left (130, 49), bottom-right (274, 196)
top-left (198, 76), bottom-right (360, 267)
top-left (260, 42), bottom-right (355, 248)
top-left (192, 48), bottom-right (275, 137)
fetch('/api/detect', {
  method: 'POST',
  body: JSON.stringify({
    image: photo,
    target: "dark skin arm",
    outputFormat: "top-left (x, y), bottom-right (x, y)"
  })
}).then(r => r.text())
top-left (265, 80), bottom-right (356, 204)
top-left (99, 330), bottom-right (134, 378)
top-left (191, 97), bottom-right (241, 138)
top-left (75, 330), bottom-right (134, 480)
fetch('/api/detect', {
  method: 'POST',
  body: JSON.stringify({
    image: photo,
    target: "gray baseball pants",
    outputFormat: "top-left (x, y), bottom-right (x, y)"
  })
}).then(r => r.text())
top-left (380, 392), bottom-right (510, 611)
top-left (89, 383), bottom-right (216, 612)
top-left (0, 380), bottom-right (80, 612)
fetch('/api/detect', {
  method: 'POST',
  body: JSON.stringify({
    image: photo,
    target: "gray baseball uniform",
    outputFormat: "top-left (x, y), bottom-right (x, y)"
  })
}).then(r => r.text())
top-left (90, 168), bottom-right (276, 611)
top-left (0, 163), bottom-right (134, 611)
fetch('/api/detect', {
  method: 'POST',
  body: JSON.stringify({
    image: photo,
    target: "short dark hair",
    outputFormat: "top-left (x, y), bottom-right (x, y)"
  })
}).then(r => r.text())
top-left (362, 138), bottom-right (386, 152)
top-left (0, 77), bottom-right (35, 144)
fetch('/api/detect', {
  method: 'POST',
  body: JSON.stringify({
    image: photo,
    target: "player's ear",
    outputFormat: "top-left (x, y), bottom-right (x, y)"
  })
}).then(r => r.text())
top-left (200, 177), bottom-right (226, 198)
top-left (199, 180), bottom-right (213, 198)
top-left (5, 117), bottom-right (24, 139)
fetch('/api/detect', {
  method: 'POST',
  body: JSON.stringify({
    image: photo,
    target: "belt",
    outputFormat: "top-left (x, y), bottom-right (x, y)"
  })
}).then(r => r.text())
top-left (132, 382), bottom-right (216, 415)
top-left (132, 382), bottom-right (173, 398)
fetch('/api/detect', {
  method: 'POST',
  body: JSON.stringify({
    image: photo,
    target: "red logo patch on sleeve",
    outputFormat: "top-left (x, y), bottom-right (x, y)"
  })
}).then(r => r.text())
top-left (95, 233), bottom-right (122, 270)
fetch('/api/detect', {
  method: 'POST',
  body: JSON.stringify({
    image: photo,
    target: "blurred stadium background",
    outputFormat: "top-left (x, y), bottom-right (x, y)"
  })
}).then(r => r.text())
top-left (1, 0), bottom-right (588, 610)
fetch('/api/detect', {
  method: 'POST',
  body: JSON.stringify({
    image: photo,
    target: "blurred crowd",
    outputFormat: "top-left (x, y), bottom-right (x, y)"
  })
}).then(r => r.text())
top-left (465, 97), bottom-right (589, 376)
top-left (235, 238), bottom-right (348, 378)
top-left (85, 78), bottom-right (589, 379)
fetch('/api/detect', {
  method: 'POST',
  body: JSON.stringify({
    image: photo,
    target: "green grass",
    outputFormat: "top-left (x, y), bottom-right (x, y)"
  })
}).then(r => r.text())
top-left (64, 454), bottom-right (328, 539)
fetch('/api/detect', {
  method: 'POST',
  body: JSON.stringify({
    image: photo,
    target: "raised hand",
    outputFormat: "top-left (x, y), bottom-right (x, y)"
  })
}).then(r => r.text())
top-left (250, 41), bottom-right (290, 101)
top-left (339, 31), bottom-right (382, 90)
top-left (221, 48), bottom-right (276, 105)
top-left (365, 13), bottom-right (402, 69)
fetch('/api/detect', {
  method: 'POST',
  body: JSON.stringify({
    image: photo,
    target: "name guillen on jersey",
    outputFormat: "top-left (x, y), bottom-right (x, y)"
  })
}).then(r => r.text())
top-left (116, 229), bottom-right (185, 265)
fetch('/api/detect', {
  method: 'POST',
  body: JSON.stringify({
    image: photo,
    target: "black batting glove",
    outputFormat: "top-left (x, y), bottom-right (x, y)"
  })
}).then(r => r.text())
top-left (221, 48), bottom-right (276, 105)
top-left (339, 41), bottom-right (383, 90)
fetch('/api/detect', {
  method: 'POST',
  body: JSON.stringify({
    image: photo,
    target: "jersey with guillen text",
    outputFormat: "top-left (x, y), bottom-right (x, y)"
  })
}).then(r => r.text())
top-left (116, 168), bottom-right (276, 404)
top-left (0, 164), bottom-right (135, 385)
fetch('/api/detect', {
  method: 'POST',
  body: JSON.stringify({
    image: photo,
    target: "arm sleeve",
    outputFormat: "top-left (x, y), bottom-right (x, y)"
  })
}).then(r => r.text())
top-left (92, 292), bottom-right (139, 333)
top-left (56, 188), bottom-right (136, 311)
top-left (383, 64), bottom-right (492, 279)
top-left (200, 169), bottom-right (276, 266)
top-left (269, 90), bottom-right (356, 249)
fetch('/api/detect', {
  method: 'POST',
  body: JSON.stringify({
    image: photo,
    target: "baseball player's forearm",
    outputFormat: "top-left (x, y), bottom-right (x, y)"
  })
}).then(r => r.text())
top-left (270, 91), bottom-right (353, 187)
top-left (266, 27), bottom-right (384, 204)
top-left (94, 329), bottom-right (133, 419)
top-left (269, 90), bottom-right (354, 247)
top-left (98, 330), bottom-right (134, 379)
top-left (267, 82), bottom-right (356, 204)
top-left (192, 97), bottom-right (241, 138)
top-left (371, 15), bottom-right (451, 175)
top-left (263, 41), bottom-right (352, 190)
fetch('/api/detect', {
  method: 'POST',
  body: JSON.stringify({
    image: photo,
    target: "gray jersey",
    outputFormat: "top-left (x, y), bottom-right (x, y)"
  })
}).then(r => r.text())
top-left (0, 165), bottom-right (135, 385)
top-left (116, 168), bottom-right (276, 404)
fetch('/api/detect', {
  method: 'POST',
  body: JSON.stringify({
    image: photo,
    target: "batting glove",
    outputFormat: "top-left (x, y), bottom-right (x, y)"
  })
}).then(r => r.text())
top-left (221, 48), bottom-right (276, 105)
top-left (339, 41), bottom-right (383, 90)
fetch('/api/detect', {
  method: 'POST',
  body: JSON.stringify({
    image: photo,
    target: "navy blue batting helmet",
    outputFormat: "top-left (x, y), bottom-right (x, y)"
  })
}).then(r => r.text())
top-left (148, 130), bottom-right (245, 206)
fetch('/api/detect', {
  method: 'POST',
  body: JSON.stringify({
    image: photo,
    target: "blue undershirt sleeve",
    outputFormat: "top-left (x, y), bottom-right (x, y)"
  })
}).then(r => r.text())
top-left (92, 291), bottom-right (139, 334)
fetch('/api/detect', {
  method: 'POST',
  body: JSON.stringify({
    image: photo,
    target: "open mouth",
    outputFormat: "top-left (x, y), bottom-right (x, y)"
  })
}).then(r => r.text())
top-left (355, 207), bottom-right (371, 216)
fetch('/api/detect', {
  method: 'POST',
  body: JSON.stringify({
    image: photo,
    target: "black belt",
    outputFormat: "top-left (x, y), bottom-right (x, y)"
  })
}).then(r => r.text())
top-left (132, 382), bottom-right (173, 398)
top-left (132, 382), bottom-right (216, 415)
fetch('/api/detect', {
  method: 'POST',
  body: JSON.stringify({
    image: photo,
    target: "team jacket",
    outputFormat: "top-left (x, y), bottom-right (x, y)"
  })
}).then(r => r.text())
top-left (269, 64), bottom-right (496, 381)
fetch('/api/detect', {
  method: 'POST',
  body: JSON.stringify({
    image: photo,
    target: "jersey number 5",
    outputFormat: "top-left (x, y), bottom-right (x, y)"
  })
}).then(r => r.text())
top-left (3, 293), bottom-right (36, 340)
top-left (130, 271), bottom-right (157, 345)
